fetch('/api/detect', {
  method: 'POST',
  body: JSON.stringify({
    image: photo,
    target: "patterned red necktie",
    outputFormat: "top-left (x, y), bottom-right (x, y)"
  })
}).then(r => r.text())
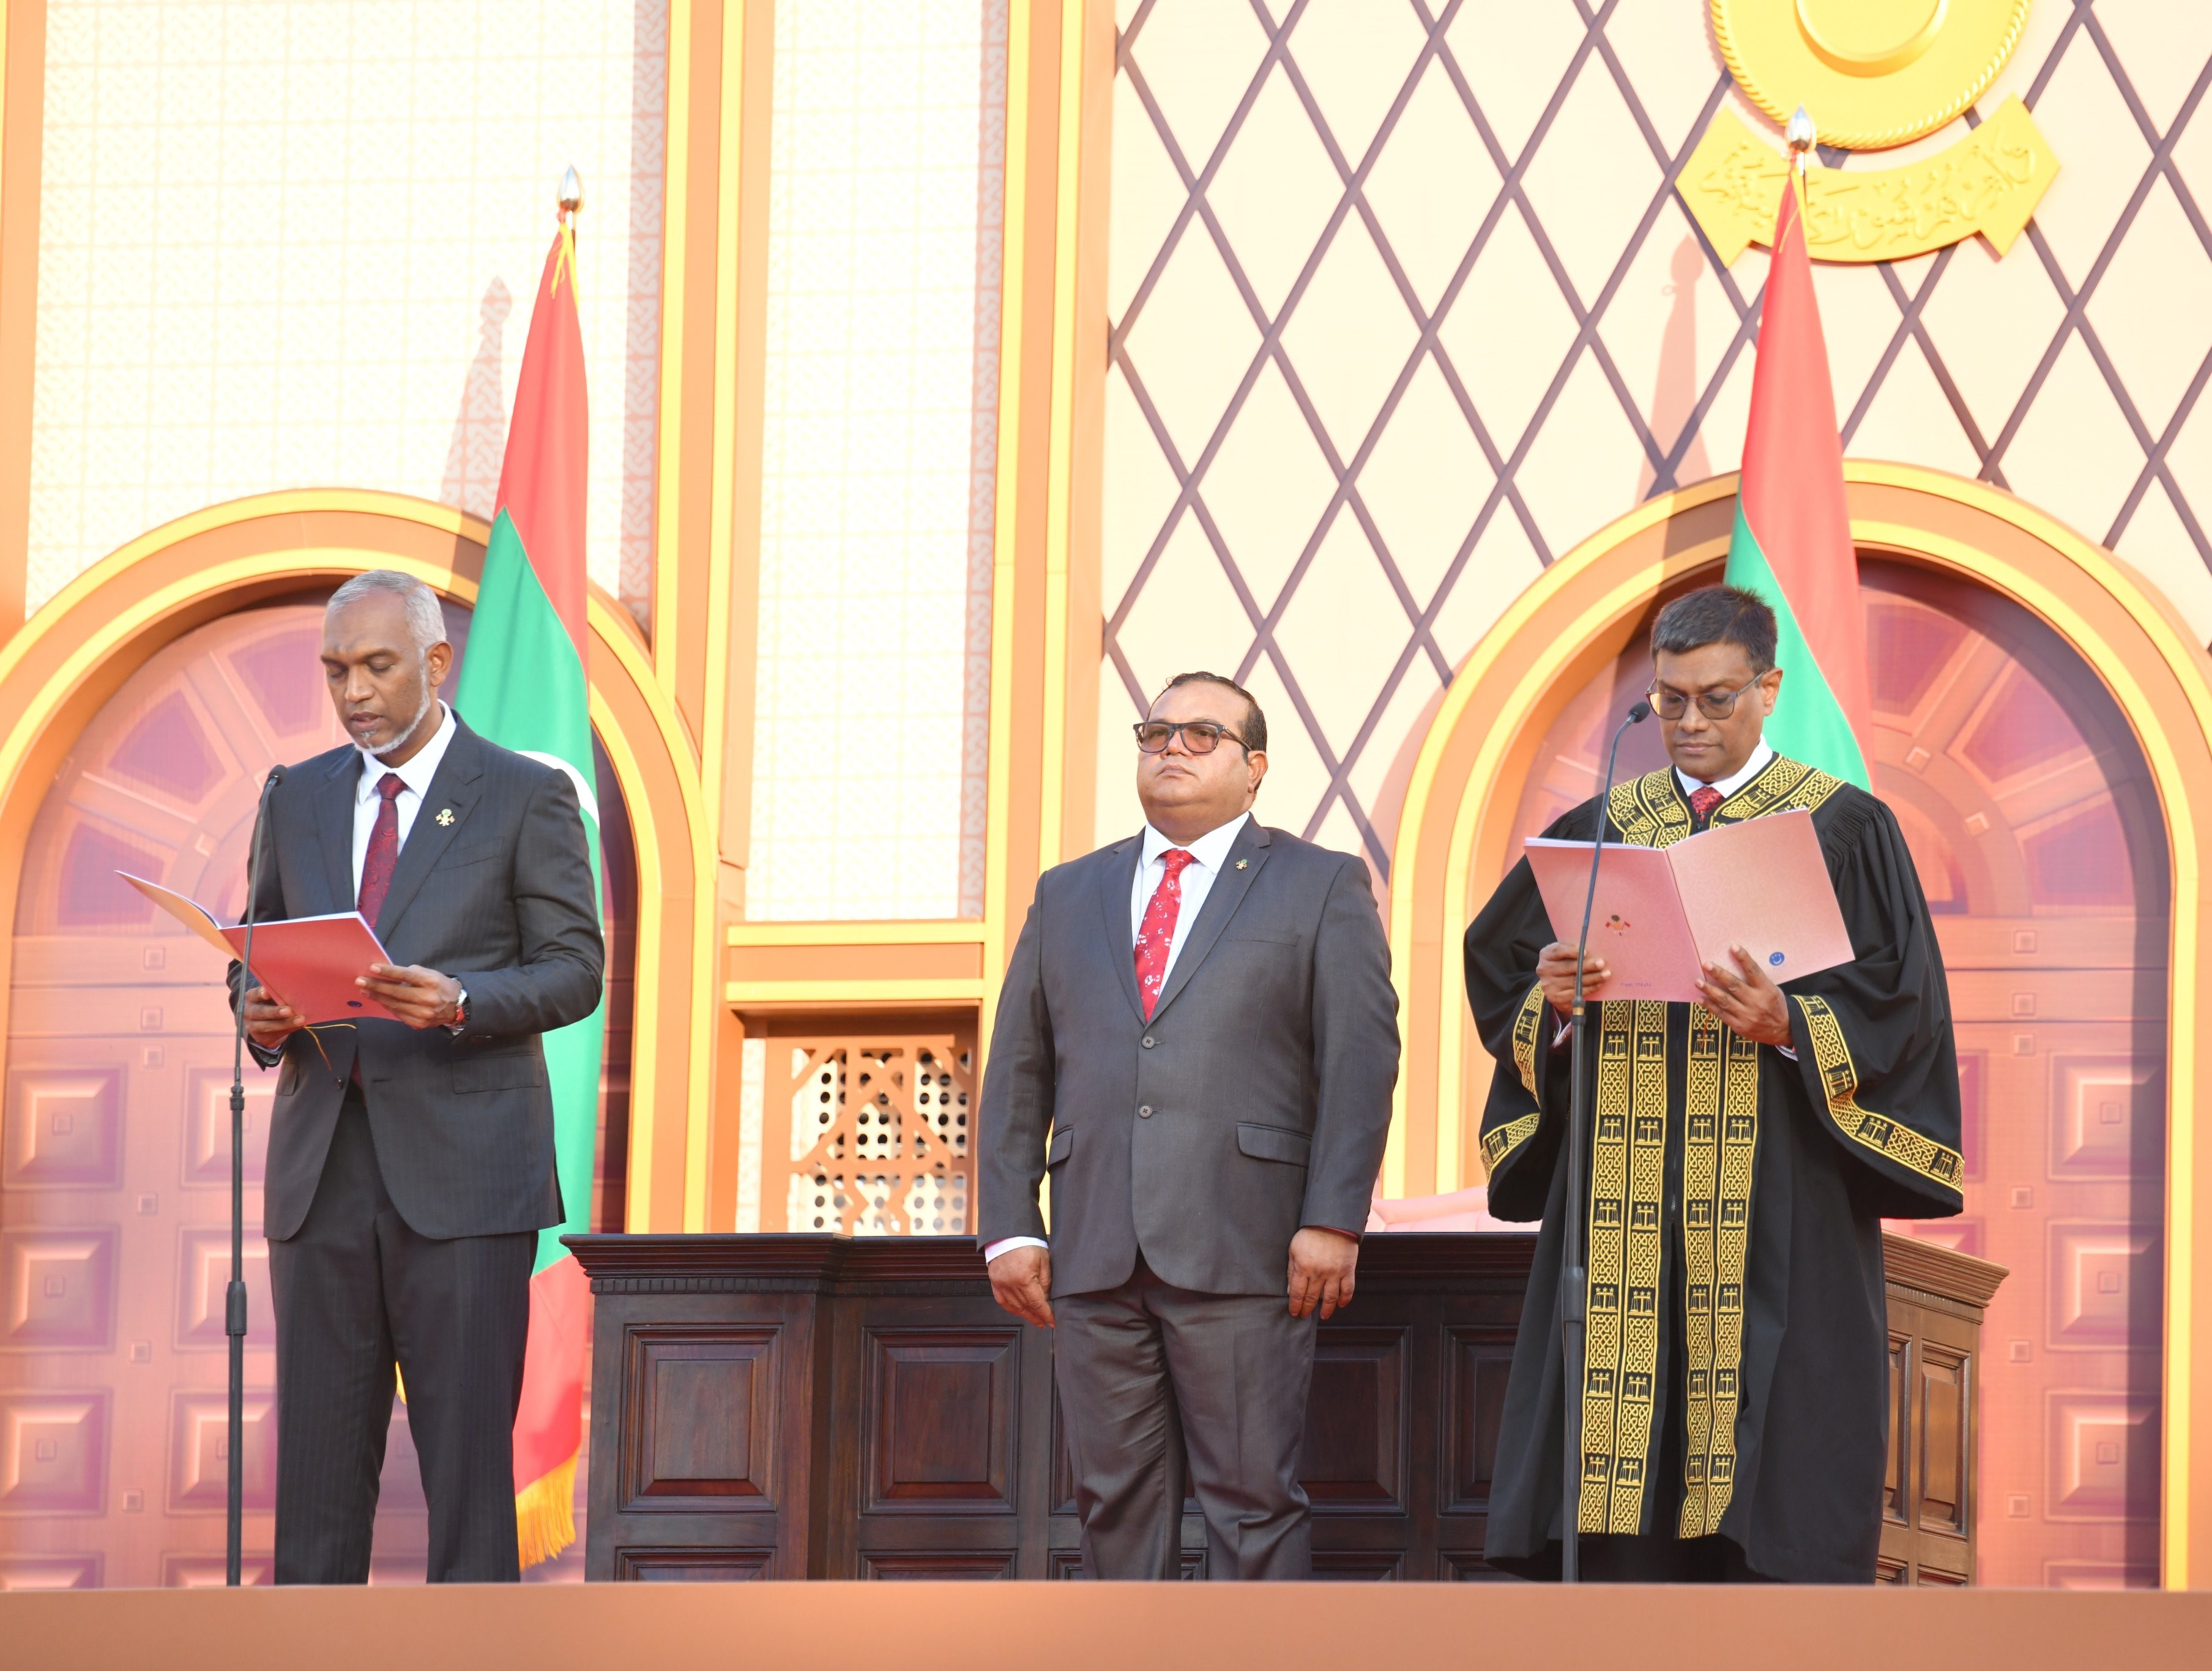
top-left (357, 772), bottom-right (406, 925)
top-left (1689, 784), bottom-right (1723, 832)
top-left (1134, 849), bottom-right (1196, 1020)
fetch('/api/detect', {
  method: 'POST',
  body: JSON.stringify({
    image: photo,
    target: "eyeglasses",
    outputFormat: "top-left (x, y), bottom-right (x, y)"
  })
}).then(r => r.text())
top-left (1133, 720), bottom-right (1251, 755)
top-left (1647, 674), bottom-right (1766, 721)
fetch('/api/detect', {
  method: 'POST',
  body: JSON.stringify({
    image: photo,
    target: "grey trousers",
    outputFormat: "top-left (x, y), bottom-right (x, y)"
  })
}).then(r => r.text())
top-left (267, 1093), bottom-right (535, 1584)
top-left (1053, 1256), bottom-right (1319, 1580)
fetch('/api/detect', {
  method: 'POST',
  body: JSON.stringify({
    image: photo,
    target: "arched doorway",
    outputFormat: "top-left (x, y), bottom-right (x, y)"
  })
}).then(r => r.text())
top-left (0, 595), bottom-right (640, 1587)
top-left (1504, 559), bottom-right (2165, 1587)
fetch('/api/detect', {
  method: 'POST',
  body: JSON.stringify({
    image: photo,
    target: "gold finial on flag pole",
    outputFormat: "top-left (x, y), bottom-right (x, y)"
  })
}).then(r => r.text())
top-left (1786, 106), bottom-right (1816, 176)
top-left (559, 165), bottom-right (583, 223)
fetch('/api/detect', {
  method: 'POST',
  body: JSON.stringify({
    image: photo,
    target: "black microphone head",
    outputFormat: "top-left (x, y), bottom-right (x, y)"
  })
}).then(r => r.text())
top-left (1628, 698), bottom-right (1653, 723)
top-left (264, 764), bottom-right (287, 786)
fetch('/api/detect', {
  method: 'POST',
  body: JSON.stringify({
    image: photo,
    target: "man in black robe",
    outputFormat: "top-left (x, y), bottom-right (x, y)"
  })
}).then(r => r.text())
top-left (1465, 584), bottom-right (1962, 1583)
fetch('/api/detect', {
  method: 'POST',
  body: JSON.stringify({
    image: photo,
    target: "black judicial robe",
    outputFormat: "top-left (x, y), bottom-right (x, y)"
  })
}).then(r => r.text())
top-left (1465, 754), bottom-right (1963, 1584)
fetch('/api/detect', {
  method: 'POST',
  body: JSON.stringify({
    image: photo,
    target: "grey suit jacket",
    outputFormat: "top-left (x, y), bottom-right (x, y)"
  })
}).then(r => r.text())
top-left (977, 821), bottom-right (1399, 1298)
top-left (228, 719), bottom-right (604, 1242)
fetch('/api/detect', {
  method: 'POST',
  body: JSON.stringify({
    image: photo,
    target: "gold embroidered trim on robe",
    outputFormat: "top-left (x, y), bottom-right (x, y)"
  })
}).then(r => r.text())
top-left (1511, 980), bottom-right (1546, 1098)
top-left (1483, 1112), bottom-right (1541, 1178)
top-left (1482, 984), bottom-right (1552, 1178)
top-left (1793, 994), bottom-right (1964, 1194)
top-left (1579, 999), bottom-right (1669, 1534)
top-left (1678, 1005), bottom-right (1761, 1537)
top-left (1713, 754), bottom-right (1847, 826)
top-left (1606, 753), bottom-right (1847, 852)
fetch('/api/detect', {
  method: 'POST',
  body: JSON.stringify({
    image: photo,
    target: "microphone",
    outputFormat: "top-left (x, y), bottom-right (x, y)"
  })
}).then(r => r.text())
top-left (225, 762), bottom-right (285, 1587)
top-left (1558, 696), bottom-right (1650, 1585)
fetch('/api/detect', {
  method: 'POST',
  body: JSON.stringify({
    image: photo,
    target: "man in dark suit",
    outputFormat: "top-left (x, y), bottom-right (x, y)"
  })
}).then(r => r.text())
top-left (978, 671), bottom-right (1399, 1580)
top-left (232, 569), bottom-right (603, 1584)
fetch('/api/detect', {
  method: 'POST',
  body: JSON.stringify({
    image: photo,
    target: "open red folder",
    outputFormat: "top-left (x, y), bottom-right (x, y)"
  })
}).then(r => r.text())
top-left (1523, 808), bottom-right (1853, 1005)
top-left (120, 873), bottom-right (401, 1024)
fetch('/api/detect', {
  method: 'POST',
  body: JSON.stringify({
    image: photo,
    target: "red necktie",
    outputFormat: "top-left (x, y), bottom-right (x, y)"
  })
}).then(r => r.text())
top-left (1689, 785), bottom-right (1723, 831)
top-left (1134, 849), bottom-right (1196, 1020)
top-left (357, 772), bottom-right (406, 926)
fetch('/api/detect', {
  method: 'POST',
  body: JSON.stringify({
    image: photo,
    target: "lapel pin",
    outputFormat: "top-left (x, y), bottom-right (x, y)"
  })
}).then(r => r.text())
top-left (1235, 858), bottom-right (1248, 869)
top-left (436, 808), bottom-right (455, 827)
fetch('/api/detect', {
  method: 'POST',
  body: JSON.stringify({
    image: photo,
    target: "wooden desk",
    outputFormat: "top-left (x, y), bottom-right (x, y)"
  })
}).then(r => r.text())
top-left (565, 1232), bottom-right (2003, 1582)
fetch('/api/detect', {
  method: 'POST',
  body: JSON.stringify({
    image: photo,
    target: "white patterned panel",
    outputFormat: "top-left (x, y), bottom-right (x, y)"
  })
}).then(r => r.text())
top-left (1103, 0), bottom-right (2212, 879)
top-left (30, 1), bottom-right (668, 625)
top-left (743, 0), bottom-right (1005, 921)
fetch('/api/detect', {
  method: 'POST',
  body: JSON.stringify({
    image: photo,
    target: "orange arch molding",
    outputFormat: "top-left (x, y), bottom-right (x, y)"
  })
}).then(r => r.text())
top-left (1388, 461), bottom-right (2212, 1587)
top-left (0, 489), bottom-right (715, 1235)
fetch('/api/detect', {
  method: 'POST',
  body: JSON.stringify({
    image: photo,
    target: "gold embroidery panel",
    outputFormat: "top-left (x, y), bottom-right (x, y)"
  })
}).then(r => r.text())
top-left (1511, 980), bottom-right (1545, 1099)
top-left (1678, 1007), bottom-right (1722, 1538)
top-left (1793, 994), bottom-right (1964, 1193)
top-left (1681, 1021), bottom-right (1762, 1537)
top-left (1482, 1112), bottom-right (1541, 1177)
top-left (1580, 999), bottom-right (1670, 1535)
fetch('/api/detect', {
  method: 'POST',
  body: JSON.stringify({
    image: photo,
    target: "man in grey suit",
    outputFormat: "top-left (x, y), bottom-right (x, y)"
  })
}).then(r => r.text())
top-left (978, 671), bottom-right (1399, 1580)
top-left (232, 570), bottom-right (602, 1584)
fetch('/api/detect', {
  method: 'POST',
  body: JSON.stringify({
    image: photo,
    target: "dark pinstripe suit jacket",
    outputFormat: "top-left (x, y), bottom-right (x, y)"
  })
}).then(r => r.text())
top-left (229, 719), bottom-right (604, 1242)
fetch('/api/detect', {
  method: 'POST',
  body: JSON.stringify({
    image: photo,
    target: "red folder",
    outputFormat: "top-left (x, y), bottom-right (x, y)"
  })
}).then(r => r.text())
top-left (120, 873), bottom-right (401, 1024)
top-left (1522, 808), bottom-right (1853, 1005)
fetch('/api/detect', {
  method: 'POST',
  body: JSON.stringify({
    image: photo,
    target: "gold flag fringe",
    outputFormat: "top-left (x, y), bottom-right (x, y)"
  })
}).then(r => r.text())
top-left (515, 1453), bottom-right (578, 1570)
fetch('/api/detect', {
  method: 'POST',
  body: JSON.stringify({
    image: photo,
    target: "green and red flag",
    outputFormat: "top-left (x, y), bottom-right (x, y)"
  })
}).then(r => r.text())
top-left (451, 211), bottom-right (600, 1568)
top-left (1723, 175), bottom-right (1875, 789)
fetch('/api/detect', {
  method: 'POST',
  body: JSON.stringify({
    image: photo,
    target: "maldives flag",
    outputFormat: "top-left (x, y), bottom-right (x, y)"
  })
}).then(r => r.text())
top-left (451, 214), bottom-right (600, 1568)
top-left (1723, 177), bottom-right (1875, 789)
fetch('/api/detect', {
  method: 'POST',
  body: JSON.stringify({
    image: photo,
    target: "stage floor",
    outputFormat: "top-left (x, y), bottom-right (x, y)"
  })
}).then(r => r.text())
top-left (6, 1581), bottom-right (2208, 1670)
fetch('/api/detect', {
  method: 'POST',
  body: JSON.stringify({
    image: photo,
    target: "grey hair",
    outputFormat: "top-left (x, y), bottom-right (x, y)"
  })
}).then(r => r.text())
top-left (327, 569), bottom-right (446, 653)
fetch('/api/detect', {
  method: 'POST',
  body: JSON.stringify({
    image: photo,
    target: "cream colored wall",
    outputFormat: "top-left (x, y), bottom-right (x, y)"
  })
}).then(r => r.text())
top-left (28, 0), bottom-right (667, 625)
top-left (1098, 0), bottom-right (2212, 880)
top-left (743, 0), bottom-right (1005, 921)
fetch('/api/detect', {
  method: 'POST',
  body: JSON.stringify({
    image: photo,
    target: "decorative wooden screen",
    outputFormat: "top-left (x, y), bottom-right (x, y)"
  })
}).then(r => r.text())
top-left (758, 1027), bottom-right (976, 1237)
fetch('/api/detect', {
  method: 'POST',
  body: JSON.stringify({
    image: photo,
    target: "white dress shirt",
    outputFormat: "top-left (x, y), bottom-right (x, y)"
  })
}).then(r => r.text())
top-left (1676, 738), bottom-right (1774, 803)
top-left (984, 811), bottom-right (1254, 1266)
top-left (351, 701), bottom-right (458, 899)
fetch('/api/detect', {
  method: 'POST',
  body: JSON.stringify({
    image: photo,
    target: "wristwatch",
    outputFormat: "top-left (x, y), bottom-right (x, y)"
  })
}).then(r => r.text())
top-left (445, 985), bottom-right (470, 1036)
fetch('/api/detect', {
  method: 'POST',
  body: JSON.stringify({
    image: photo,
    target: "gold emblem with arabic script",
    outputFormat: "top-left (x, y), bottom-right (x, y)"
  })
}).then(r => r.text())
top-left (1685, 0), bottom-right (2057, 266)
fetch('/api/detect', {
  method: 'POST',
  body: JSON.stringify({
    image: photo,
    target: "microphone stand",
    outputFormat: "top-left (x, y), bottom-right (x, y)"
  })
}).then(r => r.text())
top-left (1559, 699), bottom-right (1650, 1584)
top-left (228, 764), bottom-right (285, 1585)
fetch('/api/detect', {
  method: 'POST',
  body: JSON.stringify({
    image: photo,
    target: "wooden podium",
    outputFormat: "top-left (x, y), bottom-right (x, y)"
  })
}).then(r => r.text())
top-left (565, 1231), bottom-right (2003, 1582)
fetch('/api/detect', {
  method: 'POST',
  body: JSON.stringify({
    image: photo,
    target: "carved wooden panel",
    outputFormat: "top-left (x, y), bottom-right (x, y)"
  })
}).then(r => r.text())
top-left (0, 1229), bottom-right (117, 1352)
top-left (165, 1389), bottom-right (275, 1514)
top-left (1917, 1343), bottom-right (1970, 1539)
top-left (0, 1552), bottom-right (102, 1588)
top-left (861, 1550), bottom-right (1016, 1579)
top-left (162, 1553), bottom-right (273, 1586)
top-left (2047, 1391), bottom-right (2157, 1520)
top-left (619, 1326), bottom-right (779, 1509)
top-left (576, 1234), bottom-right (1987, 1584)
top-left (1885, 1331), bottom-right (1909, 1526)
top-left (1299, 1326), bottom-right (1406, 1514)
top-left (173, 1227), bottom-right (272, 1352)
top-left (0, 1392), bottom-right (109, 1514)
top-left (1313, 1549), bottom-right (1403, 1579)
top-left (862, 1327), bottom-right (1018, 1515)
top-left (614, 1547), bottom-right (774, 1580)
top-left (1439, 1550), bottom-right (1511, 1580)
top-left (177, 1066), bottom-right (271, 1191)
top-left (2, 1069), bottom-right (124, 1189)
top-left (1441, 1325), bottom-right (1513, 1515)
top-left (1048, 1546), bottom-right (1207, 1580)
